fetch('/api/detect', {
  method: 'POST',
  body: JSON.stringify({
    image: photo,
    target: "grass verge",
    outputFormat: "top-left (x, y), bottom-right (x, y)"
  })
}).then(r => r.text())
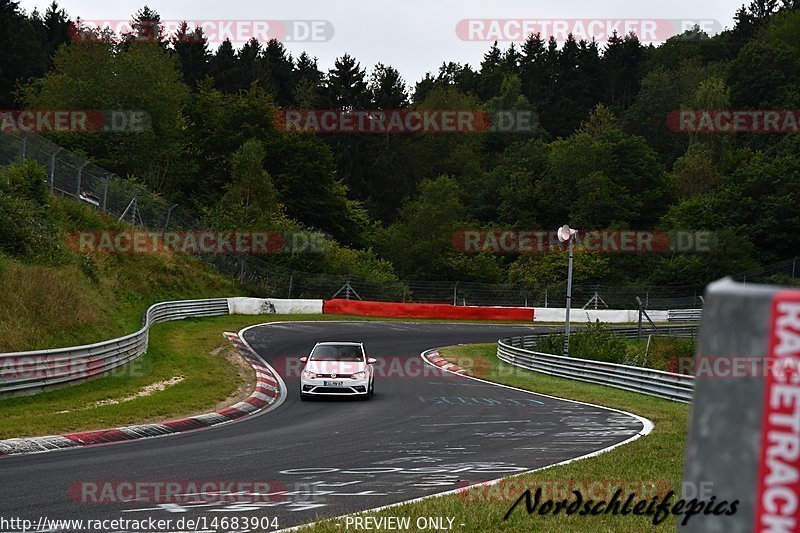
top-left (299, 343), bottom-right (690, 532)
top-left (0, 314), bottom-right (266, 439)
top-left (0, 194), bottom-right (247, 353)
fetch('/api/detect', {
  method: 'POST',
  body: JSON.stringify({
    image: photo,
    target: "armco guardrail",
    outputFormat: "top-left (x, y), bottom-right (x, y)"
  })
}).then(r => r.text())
top-left (497, 326), bottom-right (697, 402)
top-left (0, 298), bottom-right (230, 396)
top-left (668, 308), bottom-right (703, 322)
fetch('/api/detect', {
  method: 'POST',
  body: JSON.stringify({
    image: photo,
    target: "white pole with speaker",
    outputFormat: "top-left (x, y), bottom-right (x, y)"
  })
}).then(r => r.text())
top-left (558, 224), bottom-right (578, 356)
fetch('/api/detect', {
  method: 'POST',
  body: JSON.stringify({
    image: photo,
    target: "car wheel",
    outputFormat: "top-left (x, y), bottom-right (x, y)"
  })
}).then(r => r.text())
top-left (300, 393), bottom-right (310, 401)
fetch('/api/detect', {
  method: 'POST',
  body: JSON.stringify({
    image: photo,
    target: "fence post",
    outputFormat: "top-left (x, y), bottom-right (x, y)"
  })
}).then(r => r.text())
top-left (162, 204), bottom-right (177, 231)
top-left (635, 296), bottom-right (660, 337)
top-left (637, 301), bottom-right (643, 340)
top-left (793, 258), bottom-right (797, 281)
top-left (21, 135), bottom-right (27, 160)
top-left (76, 161), bottom-right (89, 197)
top-left (453, 282), bottom-right (458, 306)
top-left (287, 272), bottom-right (293, 299)
top-left (101, 174), bottom-right (110, 213)
top-left (544, 288), bottom-right (548, 308)
top-left (118, 195), bottom-right (139, 225)
top-left (48, 148), bottom-right (62, 191)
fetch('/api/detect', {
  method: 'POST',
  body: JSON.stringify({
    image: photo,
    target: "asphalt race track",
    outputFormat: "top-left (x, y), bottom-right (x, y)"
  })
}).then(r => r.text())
top-left (0, 321), bottom-right (646, 531)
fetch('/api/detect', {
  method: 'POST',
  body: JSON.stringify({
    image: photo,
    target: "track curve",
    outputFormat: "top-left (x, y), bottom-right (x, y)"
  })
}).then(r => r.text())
top-left (0, 321), bottom-right (646, 531)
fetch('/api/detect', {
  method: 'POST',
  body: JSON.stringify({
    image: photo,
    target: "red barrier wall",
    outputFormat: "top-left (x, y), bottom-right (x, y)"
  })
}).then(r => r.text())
top-left (323, 299), bottom-right (534, 321)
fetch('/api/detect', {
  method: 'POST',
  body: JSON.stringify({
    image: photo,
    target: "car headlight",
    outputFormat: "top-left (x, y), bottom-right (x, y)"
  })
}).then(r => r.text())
top-left (303, 370), bottom-right (318, 379)
top-left (351, 371), bottom-right (366, 379)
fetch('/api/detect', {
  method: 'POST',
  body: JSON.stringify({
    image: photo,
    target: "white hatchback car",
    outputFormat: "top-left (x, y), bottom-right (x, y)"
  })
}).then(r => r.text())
top-left (299, 342), bottom-right (376, 401)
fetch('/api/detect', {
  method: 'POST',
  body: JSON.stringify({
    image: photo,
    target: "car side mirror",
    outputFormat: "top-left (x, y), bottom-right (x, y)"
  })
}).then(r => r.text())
top-left (300, 356), bottom-right (308, 363)
top-left (367, 358), bottom-right (377, 364)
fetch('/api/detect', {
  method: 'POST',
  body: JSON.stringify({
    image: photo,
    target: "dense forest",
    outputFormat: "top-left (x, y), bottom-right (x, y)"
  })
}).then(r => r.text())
top-left (1, 0), bottom-right (799, 288)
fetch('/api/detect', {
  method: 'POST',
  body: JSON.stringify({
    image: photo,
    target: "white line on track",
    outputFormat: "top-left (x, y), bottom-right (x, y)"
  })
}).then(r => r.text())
top-left (420, 420), bottom-right (533, 426)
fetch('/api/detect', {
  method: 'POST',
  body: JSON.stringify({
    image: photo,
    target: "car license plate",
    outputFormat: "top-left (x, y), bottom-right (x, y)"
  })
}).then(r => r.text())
top-left (324, 380), bottom-right (344, 386)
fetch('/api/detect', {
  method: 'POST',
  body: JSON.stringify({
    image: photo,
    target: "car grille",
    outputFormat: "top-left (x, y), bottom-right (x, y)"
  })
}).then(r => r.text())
top-left (314, 387), bottom-right (354, 394)
top-left (317, 374), bottom-right (353, 378)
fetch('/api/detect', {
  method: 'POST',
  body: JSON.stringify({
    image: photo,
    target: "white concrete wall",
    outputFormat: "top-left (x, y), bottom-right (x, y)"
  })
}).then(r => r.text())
top-left (534, 308), bottom-right (669, 323)
top-left (227, 298), bottom-right (323, 315)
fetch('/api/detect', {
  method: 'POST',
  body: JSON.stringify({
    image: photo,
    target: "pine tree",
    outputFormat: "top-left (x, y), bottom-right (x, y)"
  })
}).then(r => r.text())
top-left (369, 63), bottom-right (408, 108)
top-left (325, 54), bottom-right (368, 109)
top-left (261, 39), bottom-right (294, 106)
top-left (293, 52), bottom-right (323, 107)
top-left (41, 1), bottom-right (71, 59)
top-left (209, 39), bottom-right (238, 93)
top-left (125, 5), bottom-right (164, 45)
top-left (171, 22), bottom-right (209, 89)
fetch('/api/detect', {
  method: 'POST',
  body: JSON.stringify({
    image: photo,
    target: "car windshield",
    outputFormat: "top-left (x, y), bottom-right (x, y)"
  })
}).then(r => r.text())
top-left (310, 345), bottom-right (363, 362)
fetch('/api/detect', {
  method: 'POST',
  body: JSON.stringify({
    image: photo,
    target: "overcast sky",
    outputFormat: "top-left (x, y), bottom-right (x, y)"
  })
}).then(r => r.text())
top-left (20, 0), bottom-right (744, 85)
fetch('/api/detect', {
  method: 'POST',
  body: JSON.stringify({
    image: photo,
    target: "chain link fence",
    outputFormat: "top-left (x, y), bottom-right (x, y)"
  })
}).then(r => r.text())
top-left (1, 131), bottom-right (795, 309)
top-left (229, 257), bottom-right (707, 309)
top-left (731, 256), bottom-right (800, 286)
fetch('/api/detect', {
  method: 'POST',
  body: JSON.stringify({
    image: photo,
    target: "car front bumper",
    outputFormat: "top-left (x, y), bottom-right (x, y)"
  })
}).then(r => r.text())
top-left (300, 377), bottom-right (370, 396)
